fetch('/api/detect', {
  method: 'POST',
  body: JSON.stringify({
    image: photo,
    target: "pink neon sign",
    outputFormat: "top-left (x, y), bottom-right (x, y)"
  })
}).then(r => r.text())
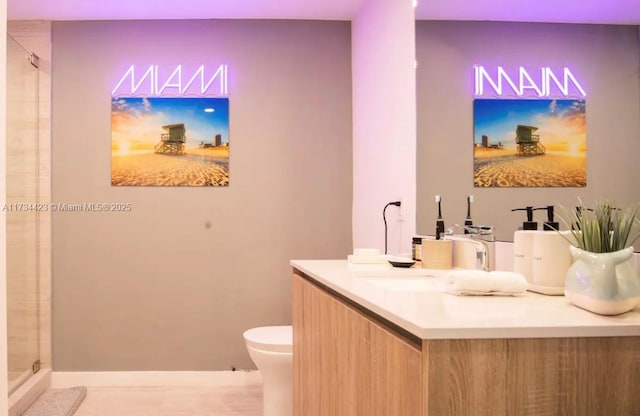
top-left (474, 66), bottom-right (586, 98)
top-left (112, 64), bottom-right (228, 96)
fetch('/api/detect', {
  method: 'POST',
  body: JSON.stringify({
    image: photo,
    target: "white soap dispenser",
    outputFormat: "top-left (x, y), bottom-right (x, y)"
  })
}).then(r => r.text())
top-left (513, 230), bottom-right (537, 284)
top-left (512, 206), bottom-right (538, 284)
top-left (529, 206), bottom-right (572, 295)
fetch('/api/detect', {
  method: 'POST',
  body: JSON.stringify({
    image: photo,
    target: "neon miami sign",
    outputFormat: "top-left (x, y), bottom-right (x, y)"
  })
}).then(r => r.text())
top-left (474, 66), bottom-right (586, 98)
top-left (111, 64), bottom-right (229, 96)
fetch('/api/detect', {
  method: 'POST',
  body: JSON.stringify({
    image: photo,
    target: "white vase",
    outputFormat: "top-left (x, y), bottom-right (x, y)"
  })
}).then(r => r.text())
top-left (564, 246), bottom-right (640, 315)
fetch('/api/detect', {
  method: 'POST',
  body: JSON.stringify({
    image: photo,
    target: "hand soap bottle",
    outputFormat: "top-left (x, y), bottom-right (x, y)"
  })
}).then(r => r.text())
top-left (530, 205), bottom-right (572, 295)
top-left (512, 206), bottom-right (538, 284)
top-left (511, 206), bottom-right (537, 230)
top-left (537, 205), bottom-right (559, 231)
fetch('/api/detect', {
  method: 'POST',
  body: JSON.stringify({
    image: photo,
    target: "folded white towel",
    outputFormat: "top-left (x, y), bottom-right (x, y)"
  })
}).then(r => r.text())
top-left (347, 254), bottom-right (389, 264)
top-left (444, 270), bottom-right (528, 296)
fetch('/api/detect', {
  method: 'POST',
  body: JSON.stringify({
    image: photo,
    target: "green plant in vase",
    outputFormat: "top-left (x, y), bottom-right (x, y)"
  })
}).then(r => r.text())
top-left (559, 199), bottom-right (640, 315)
top-left (563, 200), bottom-right (640, 253)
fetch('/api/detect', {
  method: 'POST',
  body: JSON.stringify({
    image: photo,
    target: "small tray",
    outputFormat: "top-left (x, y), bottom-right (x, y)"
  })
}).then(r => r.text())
top-left (388, 259), bottom-right (416, 268)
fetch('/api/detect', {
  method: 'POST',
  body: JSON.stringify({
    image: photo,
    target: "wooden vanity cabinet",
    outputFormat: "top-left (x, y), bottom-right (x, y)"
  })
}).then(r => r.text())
top-left (292, 273), bottom-right (421, 416)
top-left (293, 269), bottom-right (640, 415)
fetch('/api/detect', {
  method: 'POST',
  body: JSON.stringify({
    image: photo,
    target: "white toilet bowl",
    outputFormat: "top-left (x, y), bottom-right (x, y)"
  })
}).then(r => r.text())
top-left (243, 325), bottom-right (293, 416)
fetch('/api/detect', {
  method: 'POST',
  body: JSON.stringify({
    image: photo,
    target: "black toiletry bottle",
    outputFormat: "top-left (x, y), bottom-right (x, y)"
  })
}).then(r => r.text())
top-left (534, 206), bottom-right (559, 231)
top-left (412, 237), bottom-right (423, 261)
top-left (511, 206), bottom-right (537, 230)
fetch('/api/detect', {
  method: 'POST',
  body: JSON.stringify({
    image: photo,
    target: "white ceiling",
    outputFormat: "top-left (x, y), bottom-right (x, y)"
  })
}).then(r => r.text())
top-left (7, 0), bottom-right (365, 21)
top-left (7, 0), bottom-right (640, 24)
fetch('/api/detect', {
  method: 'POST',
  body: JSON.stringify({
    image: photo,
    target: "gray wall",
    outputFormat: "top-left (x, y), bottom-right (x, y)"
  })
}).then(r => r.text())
top-left (51, 20), bottom-right (353, 371)
top-left (416, 21), bottom-right (640, 242)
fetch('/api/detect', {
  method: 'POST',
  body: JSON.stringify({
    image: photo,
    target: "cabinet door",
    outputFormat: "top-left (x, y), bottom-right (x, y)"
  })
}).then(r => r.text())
top-left (366, 317), bottom-right (422, 416)
top-left (293, 274), bottom-right (421, 416)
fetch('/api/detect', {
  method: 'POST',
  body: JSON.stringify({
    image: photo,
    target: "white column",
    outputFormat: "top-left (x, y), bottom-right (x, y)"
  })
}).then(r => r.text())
top-left (352, 0), bottom-right (417, 255)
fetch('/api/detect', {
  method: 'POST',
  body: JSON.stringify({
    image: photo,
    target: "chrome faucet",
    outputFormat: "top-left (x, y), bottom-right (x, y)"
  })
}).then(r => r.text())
top-left (444, 225), bottom-right (495, 271)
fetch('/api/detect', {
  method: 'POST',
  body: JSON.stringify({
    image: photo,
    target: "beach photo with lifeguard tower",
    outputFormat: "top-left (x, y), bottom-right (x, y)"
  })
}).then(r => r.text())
top-left (473, 99), bottom-right (586, 187)
top-left (111, 97), bottom-right (230, 186)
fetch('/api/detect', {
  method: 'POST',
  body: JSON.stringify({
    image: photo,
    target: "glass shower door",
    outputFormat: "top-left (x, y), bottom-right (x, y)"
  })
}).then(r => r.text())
top-left (5, 34), bottom-right (41, 394)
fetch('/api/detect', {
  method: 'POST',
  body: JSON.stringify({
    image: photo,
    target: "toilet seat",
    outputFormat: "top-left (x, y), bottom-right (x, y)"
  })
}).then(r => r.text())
top-left (243, 326), bottom-right (292, 353)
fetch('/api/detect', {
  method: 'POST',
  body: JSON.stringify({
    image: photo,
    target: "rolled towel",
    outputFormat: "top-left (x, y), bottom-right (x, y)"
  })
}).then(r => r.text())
top-left (445, 270), bottom-right (528, 296)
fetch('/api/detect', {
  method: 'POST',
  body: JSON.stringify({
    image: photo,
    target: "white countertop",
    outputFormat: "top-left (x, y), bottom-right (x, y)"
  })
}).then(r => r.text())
top-left (291, 259), bottom-right (640, 340)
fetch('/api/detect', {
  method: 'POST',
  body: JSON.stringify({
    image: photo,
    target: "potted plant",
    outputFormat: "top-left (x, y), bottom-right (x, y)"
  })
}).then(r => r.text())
top-left (559, 200), bottom-right (640, 315)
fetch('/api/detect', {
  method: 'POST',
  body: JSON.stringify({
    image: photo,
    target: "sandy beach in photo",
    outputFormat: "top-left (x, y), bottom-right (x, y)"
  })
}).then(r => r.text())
top-left (474, 148), bottom-right (586, 187)
top-left (111, 147), bottom-right (229, 186)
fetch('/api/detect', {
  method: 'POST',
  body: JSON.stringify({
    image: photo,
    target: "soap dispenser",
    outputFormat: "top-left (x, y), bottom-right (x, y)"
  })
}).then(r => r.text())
top-left (531, 235), bottom-right (572, 295)
top-left (511, 206), bottom-right (537, 230)
top-left (535, 205), bottom-right (559, 231)
top-left (512, 206), bottom-right (538, 285)
top-left (526, 205), bottom-right (572, 295)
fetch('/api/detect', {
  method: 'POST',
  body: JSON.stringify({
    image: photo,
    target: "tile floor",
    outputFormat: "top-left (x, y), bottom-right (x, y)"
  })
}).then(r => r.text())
top-left (73, 385), bottom-right (262, 416)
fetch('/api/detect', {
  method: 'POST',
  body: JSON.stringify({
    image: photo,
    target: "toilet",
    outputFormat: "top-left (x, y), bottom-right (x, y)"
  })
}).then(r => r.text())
top-left (243, 325), bottom-right (293, 416)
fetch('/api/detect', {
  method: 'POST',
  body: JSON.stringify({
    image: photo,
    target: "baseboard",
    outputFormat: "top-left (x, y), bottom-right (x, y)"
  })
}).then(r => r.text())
top-left (51, 370), bottom-right (262, 388)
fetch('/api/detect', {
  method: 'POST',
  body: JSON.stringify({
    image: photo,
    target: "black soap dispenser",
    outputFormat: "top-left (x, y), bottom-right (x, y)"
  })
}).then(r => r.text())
top-left (511, 206), bottom-right (537, 230)
top-left (538, 205), bottom-right (559, 231)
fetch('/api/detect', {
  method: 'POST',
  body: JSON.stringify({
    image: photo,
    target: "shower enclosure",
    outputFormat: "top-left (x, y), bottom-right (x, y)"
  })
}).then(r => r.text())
top-left (5, 34), bottom-right (41, 395)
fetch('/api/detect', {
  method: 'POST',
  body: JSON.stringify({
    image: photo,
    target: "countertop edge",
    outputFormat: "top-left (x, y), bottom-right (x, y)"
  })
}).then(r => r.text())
top-left (291, 259), bottom-right (640, 340)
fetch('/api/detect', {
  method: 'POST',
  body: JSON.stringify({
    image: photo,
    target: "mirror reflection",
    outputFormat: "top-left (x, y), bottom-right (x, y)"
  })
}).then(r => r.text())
top-left (415, 18), bottom-right (640, 242)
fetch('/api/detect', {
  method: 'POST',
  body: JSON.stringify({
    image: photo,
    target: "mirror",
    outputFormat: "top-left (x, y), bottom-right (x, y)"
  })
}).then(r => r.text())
top-left (415, 19), bottom-right (640, 242)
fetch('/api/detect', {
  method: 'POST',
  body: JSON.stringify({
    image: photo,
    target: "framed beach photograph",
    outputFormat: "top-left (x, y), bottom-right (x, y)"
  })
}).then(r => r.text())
top-left (111, 97), bottom-right (230, 186)
top-left (473, 99), bottom-right (586, 187)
